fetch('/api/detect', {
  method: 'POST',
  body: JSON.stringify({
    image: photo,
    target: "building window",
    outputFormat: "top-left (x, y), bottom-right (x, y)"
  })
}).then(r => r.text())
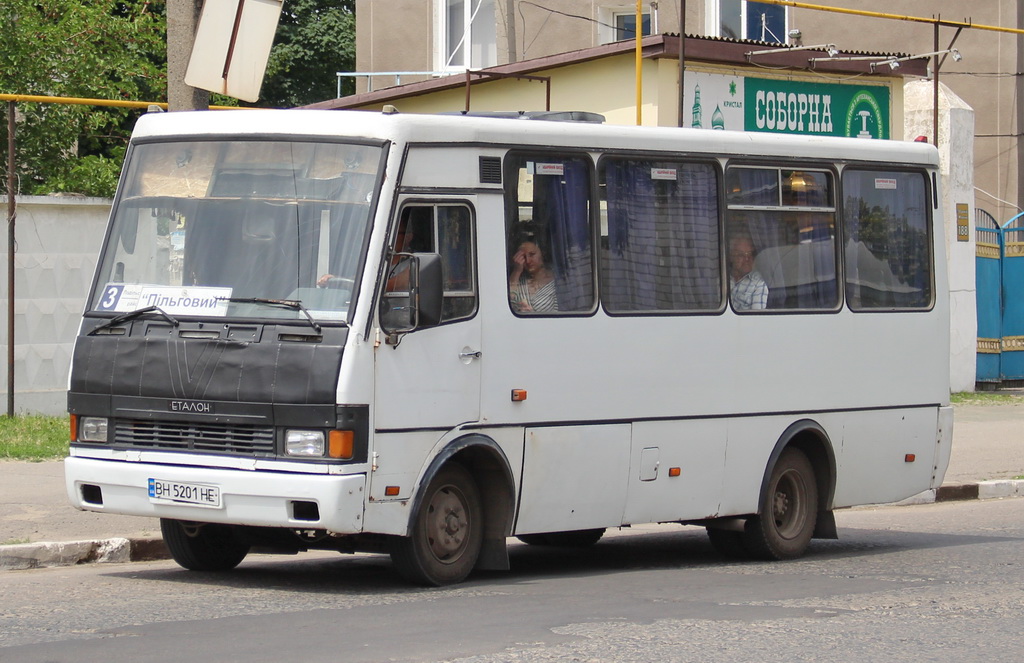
top-left (599, 5), bottom-right (653, 44)
top-left (438, 0), bottom-right (497, 72)
top-left (712, 0), bottom-right (787, 43)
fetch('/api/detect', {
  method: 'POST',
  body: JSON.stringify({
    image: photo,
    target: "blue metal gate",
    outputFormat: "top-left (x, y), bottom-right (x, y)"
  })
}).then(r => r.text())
top-left (976, 209), bottom-right (1024, 385)
top-left (1002, 213), bottom-right (1024, 380)
top-left (976, 209), bottom-right (1001, 384)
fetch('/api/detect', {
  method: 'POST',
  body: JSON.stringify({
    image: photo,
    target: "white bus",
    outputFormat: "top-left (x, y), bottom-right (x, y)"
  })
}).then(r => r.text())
top-left (66, 109), bottom-right (952, 585)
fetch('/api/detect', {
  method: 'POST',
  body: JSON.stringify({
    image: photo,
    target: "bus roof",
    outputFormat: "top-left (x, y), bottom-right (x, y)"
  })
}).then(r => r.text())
top-left (132, 109), bottom-right (940, 168)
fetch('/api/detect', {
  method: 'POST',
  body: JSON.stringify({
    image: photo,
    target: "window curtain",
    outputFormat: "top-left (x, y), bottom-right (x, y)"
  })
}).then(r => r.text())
top-left (604, 161), bottom-right (720, 311)
top-left (533, 159), bottom-right (594, 311)
top-left (604, 160), bottom-right (658, 309)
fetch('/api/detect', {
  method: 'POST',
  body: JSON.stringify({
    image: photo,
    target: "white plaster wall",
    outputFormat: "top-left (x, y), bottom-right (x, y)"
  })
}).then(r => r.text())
top-left (0, 196), bottom-right (110, 414)
top-left (904, 80), bottom-right (977, 392)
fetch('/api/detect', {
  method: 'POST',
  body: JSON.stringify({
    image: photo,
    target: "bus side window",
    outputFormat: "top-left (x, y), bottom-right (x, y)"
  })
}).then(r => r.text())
top-left (726, 167), bottom-right (838, 311)
top-left (600, 158), bottom-right (721, 313)
top-left (381, 203), bottom-right (477, 327)
top-left (436, 205), bottom-right (476, 321)
top-left (505, 154), bottom-right (595, 315)
top-left (843, 169), bottom-right (932, 310)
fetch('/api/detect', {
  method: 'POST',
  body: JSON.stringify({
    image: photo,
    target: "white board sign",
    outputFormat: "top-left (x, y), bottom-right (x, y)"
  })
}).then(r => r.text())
top-left (184, 0), bottom-right (283, 103)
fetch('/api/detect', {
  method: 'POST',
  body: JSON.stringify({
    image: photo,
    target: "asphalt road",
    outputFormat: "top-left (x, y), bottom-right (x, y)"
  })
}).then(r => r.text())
top-left (2, 497), bottom-right (1022, 663)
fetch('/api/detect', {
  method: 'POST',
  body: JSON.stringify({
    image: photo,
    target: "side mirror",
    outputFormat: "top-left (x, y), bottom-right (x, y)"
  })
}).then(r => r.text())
top-left (414, 253), bottom-right (444, 328)
top-left (380, 252), bottom-right (443, 337)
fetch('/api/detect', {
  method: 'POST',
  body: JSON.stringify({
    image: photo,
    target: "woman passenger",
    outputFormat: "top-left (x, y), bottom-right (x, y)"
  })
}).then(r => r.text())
top-left (509, 239), bottom-right (558, 313)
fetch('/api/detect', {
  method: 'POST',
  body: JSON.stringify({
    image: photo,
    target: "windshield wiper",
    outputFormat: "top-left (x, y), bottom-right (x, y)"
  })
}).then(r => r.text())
top-left (217, 297), bottom-right (325, 333)
top-left (90, 305), bottom-right (179, 334)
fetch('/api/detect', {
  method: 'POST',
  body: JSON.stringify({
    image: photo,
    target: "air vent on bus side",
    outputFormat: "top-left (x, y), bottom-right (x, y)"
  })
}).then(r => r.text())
top-left (479, 156), bottom-right (502, 184)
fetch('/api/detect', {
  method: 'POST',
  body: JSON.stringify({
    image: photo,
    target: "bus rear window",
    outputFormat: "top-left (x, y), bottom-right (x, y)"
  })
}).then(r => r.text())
top-left (842, 170), bottom-right (932, 310)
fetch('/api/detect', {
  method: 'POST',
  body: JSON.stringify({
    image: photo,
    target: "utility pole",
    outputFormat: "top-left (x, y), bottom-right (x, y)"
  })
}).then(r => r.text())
top-left (167, 0), bottom-right (210, 110)
top-left (1018, 0), bottom-right (1024, 216)
top-left (505, 0), bottom-right (517, 63)
top-left (6, 103), bottom-right (15, 416)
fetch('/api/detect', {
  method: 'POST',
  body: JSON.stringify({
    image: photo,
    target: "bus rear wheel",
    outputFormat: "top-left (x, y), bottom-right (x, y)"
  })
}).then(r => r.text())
top-left (743, 447), bottom-right (818, 560)
top-left (160, 519), bottom-right (250, 571)
top-left (390, 463), bottom-right (483, 586)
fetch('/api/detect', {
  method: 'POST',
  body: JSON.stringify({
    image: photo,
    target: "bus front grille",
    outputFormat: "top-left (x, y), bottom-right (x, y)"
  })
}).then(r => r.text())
top-left (113, 420), bottom-right (276, 455)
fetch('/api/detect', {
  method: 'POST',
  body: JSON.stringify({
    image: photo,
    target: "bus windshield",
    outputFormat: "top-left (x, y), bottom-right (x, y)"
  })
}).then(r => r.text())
top-left (90, 139), bottom-right (382, 323)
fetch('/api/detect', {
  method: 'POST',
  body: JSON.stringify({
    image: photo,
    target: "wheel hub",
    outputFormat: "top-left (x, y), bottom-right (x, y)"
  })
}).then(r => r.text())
top-left (427, 487), bottom-right (469, 561)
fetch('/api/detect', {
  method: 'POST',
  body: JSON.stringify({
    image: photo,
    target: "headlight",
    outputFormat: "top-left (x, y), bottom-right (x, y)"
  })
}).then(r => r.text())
top-left (285, 430), bottom-right (325, 456)
top-left (78, 417), bottom-right (109, 442)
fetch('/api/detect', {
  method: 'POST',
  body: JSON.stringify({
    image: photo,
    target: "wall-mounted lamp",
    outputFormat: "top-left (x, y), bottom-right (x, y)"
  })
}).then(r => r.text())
top-left (869, 48), bottom-right (963, 73)
top-left (746, 43), bottom-right (839, 60)
top-left (808, 54), bottom-right (890, 69)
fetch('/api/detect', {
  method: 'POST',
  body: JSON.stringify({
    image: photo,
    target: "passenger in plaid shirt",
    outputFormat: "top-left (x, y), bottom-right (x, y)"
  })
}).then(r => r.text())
top-left (728, 236), bottom-right (768, 310)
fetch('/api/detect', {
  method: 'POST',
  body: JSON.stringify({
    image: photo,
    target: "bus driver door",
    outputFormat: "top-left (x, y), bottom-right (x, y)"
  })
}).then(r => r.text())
top-left (373, 201), bottom-right (482, 434)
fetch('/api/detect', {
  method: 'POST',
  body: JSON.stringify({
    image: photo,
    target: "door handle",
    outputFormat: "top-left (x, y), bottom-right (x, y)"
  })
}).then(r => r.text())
top-left (459, 350), bottom-right (482, 359)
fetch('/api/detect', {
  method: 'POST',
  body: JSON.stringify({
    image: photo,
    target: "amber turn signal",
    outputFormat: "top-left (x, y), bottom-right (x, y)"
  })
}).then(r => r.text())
top-left (328, 430), bottom-right (355, 459)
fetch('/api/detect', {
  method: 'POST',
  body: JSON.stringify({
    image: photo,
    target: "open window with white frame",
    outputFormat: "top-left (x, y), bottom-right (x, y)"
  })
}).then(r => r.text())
top-left (707, 0), bottom-right (788, 43)
top-left (598, 4), bottom-right (655, 45)
top-left (436, 0), bottom-right (498, 73)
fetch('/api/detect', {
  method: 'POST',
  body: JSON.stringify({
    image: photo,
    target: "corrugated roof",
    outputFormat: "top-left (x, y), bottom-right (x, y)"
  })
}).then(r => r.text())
top-left (304, 33), bottom-right (927, 111)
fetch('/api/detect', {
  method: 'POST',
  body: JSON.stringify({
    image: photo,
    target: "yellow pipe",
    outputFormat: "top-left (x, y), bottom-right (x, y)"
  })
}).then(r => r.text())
top-left (752, 0), bottom-right (1024, 35)
top-left (0, 93), bottom-right (252, 111)
top-left (635, 0), bottom-right (643, 126)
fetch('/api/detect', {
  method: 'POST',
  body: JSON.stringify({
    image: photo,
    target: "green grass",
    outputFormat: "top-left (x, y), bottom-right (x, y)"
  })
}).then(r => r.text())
top-left (1, 537), bottom-right (31, 545)
top-left (951, 391), bottom-right (1024, 406)
top-left (0, 415), bottom-right (69, 461)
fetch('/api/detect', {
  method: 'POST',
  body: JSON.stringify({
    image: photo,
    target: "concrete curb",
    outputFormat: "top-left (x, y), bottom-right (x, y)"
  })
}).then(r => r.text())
top-left (893, 479), bottom-right (1024, 506)
top-left (0, 537), bottom-right (169, 571)
top-left (2, 481), bottom-right (1022, 571)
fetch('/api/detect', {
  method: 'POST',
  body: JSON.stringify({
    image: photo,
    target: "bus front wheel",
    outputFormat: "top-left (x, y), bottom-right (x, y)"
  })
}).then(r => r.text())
top-left (743, 447), bottom-right (818, 560)
top-left (160, 519), bottom-right (250, 571)
top-left (390, 463), bottom-right (483, 586)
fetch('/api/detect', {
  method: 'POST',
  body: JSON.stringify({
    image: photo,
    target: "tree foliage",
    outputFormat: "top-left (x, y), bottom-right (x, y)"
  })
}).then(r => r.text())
top-left (0, 0), bottom-right (166, 197)
top-left (1, 0), bottom-right (356, 197)
top-left (259, 0), bottom-right (356, 108)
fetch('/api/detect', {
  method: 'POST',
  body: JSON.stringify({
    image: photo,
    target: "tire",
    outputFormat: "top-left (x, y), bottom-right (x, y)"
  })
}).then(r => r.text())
top-left (390, 463), bottom-right (483, 586)
top-left (160, 519), bottom-right (250, 571)
top-left (516, 529), bottom-right (605, 547)
top-left (706, 527), bottom-right (749, 559)
top-left (743, 447), bottom-right (818, 560)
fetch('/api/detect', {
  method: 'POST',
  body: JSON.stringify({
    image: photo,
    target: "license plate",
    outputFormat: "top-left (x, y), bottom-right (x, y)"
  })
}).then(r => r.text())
top-left (148, 478), bottom-right (222, 508)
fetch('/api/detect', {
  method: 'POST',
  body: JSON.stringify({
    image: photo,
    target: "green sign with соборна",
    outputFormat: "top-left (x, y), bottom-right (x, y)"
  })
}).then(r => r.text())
top-left (744, 78), bottom-right (890, 139)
